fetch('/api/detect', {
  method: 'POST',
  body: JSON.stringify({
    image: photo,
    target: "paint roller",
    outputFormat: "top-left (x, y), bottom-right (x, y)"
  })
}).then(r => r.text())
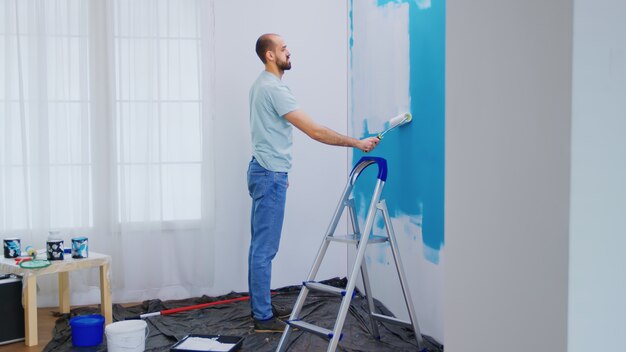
top-left (377, 112), bottom-right (412, 139)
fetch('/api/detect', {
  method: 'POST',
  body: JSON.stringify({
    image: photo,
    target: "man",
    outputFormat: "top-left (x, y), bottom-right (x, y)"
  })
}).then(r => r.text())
top-left (248, 33), bottom-right (379, 332)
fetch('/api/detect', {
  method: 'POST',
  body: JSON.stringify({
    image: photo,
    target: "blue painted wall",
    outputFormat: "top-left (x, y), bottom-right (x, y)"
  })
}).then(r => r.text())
top-left (349, 0), bottom-right (445, 264)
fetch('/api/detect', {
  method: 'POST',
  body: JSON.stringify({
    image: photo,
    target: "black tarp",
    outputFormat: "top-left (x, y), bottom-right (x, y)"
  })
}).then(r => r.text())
top-left (43, 278), bottom-right (443, 351)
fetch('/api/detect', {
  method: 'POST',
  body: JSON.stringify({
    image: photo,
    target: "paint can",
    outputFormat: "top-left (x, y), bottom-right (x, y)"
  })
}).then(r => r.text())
top-left (71, 237), bottom-right (88, 259)
top-left (105, 320), bottom-right (149, 352)
top-left (3, 238), bottom-right (21, 258)
top-left (46, 239), bottom-right (64, 261)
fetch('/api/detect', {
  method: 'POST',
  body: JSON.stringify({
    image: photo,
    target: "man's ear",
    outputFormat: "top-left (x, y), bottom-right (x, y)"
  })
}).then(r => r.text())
top-left (265, 50), bottom-right (274, 63)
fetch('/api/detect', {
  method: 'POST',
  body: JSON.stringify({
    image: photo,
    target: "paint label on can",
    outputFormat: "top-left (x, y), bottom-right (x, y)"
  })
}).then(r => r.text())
top-left (47, 240), bottom-right (65, 261)
top-left (71, 237), bottom-right (88, 259)
top-left (3, 238), bottom-right (21, 258)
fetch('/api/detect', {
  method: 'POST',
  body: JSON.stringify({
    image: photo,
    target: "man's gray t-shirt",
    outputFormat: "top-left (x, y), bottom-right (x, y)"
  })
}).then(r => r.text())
top-left (249, 71), bottom-right (299, 172)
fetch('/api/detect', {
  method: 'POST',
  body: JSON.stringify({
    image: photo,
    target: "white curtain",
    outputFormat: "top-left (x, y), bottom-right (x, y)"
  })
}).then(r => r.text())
top-left (1, 0), bottom-right (216, 306)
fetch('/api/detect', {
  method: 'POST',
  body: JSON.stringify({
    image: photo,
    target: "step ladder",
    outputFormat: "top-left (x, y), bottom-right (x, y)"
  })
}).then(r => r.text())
top-left (276, 156), bottom-right (427, 352)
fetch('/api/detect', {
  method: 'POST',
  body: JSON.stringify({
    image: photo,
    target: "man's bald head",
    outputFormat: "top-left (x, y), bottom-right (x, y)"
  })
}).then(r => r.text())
top-left (255, 33), bottom-right (279, 63)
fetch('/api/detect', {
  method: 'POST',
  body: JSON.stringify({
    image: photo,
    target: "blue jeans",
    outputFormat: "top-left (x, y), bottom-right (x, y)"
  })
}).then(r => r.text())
top-left (247, 157), bottom-right (288, 320)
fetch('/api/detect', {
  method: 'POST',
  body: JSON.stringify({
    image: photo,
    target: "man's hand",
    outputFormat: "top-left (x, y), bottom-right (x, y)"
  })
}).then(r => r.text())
top-left (356, 137), bottom-right (380, 153)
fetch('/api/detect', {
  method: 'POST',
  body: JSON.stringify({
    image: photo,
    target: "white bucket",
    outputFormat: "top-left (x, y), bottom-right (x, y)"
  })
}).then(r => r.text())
top-left (105, 320), bottom-right (149, 352)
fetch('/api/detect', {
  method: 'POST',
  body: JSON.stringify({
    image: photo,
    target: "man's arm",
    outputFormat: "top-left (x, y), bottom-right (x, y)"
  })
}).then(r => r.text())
top-left (283, 109), bottom-right (379, 153)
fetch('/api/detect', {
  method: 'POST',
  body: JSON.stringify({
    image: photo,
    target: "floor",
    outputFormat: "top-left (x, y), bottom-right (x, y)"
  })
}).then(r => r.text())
top-left (0, 303), bottom-right (136, 352)
top-left (42, 279), bottom-right (443, 352)
top-left (0, 307), bottom-right (57, 352)
top-left (0, 281), bottom-right (444, 351)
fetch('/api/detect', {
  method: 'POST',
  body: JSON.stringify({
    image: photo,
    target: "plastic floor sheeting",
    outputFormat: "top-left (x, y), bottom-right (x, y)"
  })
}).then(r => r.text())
top-left (43, 278), bottom-right (443, 352)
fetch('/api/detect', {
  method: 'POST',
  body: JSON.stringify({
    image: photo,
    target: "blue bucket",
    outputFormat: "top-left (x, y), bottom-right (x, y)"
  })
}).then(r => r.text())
top-left (69, 314), bottom-right (105, 347)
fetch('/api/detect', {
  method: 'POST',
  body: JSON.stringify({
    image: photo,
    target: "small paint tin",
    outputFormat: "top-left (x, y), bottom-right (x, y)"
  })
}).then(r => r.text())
top-left (71, 237), bottom-right (88, 259)
top-left (47, 239), bottom-right (65, 261)
top-left (3, 238), bottom-right (21, 258)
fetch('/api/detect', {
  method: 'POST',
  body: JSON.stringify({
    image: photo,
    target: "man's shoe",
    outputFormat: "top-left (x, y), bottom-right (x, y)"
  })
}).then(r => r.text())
top-left (272, 302), bottom-right (292, 319)
top-left (253, 316), bottom-right (287, 333)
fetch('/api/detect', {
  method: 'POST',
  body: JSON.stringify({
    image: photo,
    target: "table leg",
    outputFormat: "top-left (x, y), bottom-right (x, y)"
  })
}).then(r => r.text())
top-left (58, 271), bottom-right (70, 313)
top-left (100, 262), bottom-right (112, 325)
top-left (24, 275), bottom-right (38, 346)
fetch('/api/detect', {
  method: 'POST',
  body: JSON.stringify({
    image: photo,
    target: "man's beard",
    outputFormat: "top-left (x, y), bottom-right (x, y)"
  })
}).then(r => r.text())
top-left (278, 59), bottom-right (291, 70)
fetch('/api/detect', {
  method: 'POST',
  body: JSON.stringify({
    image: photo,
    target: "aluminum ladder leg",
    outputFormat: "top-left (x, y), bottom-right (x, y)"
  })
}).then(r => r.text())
top-left (275, 157), bottom-right (427, 352)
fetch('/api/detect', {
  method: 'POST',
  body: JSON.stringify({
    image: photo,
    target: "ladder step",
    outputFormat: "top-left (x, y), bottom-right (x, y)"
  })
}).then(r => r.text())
top-left (303, 281), bottom-right (352, 297)
top-left (287, 320), bottom-right (342, 341)
top-left (371, 312), bottom-right (413, 328)
top-left (326, 234), bottom-right (388, 244)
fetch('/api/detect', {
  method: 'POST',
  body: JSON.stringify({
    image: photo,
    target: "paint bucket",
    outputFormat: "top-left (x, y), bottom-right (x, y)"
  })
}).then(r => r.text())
top-left (46, 239), bottom-right (64, 260)
top-left (105, 320), bottom-right (149, 352)
top-left (3, 238), bottom-right (21, 258)
top-left (69, 314), bottom-right (105, 347)
top-left (71, 237), bottom-right (89, 259)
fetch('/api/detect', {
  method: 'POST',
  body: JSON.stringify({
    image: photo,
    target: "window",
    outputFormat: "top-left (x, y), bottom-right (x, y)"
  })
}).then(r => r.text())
top-left (0, 0), bottom-right (214, 232)
top-left (1, 0), bottom-right (93, 230)
top-left (114, 0), bottom-right (206, 223)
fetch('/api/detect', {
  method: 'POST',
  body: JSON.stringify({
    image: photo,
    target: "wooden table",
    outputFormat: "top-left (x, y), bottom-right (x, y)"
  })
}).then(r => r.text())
top-left (0, 252), bottom-right (112, 346)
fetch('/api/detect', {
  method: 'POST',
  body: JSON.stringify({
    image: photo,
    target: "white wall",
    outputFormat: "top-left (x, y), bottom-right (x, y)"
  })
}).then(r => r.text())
top-left (209, 0), bottom-right (349, 295)
top-left (569, 1), bottom-right (626, 351)
top-left (446, 1), bottom-right (572, 351)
